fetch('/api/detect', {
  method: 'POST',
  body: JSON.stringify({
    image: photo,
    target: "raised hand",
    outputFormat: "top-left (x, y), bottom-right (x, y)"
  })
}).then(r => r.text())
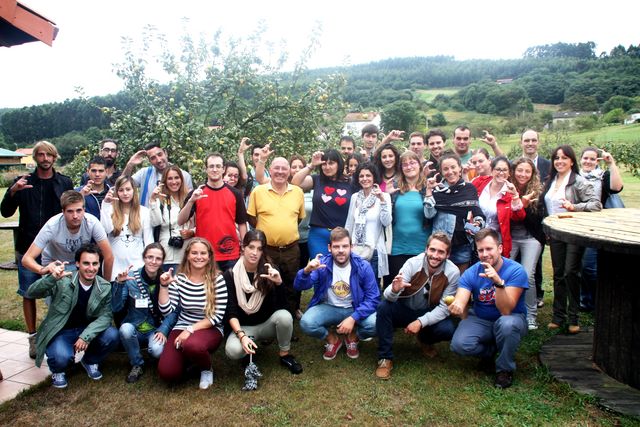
top-left (304, 254), bottom-right (327, 274)
top-left (260, 262), bottom-right (283, 284)
top-left (426, 173), bottom-right (441, 192)
top-left (160, 268), bottom-right (176, 287)
top-left (49, 261), bottom-right (71, 280)
top-left (116, 264), bottom-right (135, 284)
top-left (421, 161), bottom-right (436, 178)
top-left (238, 137), bottom-right (251, 154)
top-left (188, 185), bottom-right (208, 203)
top-left (260, 143), bottom-right (275, 162)
top-left (311, 151), bottom-right (325, 167)
top-left (385, 130), bottom-right (405, 142)
top-left (150, 183), bottom-right (167, 202)
top-left (371, 183), bottom-right (385, 201)
top-left (10, 174), bottom-right (33, 195)
top-left (479, 130), bottom-right (497, 147)
top-left (128, 149), bottom-right (147, 166)
top-left (479, 262), bottom-right (500, 285)
top-left (504, 181), bottom-right (519, 198)
top-left (391, 274), bottom-right (411, 294)
top-left (104, 188), bottom-right (118, 204)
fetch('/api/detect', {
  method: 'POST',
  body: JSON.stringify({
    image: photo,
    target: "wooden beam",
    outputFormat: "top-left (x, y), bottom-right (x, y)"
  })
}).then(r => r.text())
top-left (0, 0), bottom-right (57, 46)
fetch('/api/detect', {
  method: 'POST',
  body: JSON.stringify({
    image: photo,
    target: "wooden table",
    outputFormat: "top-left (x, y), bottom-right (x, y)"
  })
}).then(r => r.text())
top-left (0, 221), bottom-right (19, 270)
top-left (543, 208), bottom-right (640, 389)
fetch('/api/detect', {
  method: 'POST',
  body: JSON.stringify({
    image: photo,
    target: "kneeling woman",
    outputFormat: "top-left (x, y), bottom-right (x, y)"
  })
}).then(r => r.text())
top-left (224, 230), bottom-right (302, 376)
top-left (111, 243), bottom-right (177, 383)
top-left (157, 238), bottom-right (228, 389)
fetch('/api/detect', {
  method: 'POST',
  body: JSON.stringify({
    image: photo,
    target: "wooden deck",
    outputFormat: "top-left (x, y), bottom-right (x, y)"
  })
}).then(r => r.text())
top-left (539, 328), bottom-right (640, 419)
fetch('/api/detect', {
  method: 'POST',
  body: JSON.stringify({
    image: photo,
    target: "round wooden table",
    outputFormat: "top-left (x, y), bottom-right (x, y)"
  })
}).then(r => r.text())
top-left (543, 208), bottom-right (640, 390)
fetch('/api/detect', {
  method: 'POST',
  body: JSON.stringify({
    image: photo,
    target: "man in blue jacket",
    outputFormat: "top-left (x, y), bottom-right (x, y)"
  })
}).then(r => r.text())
top-left (294, 227), bottom-right (379, 360)
top-left (76, 156), bottom-right (110, 220)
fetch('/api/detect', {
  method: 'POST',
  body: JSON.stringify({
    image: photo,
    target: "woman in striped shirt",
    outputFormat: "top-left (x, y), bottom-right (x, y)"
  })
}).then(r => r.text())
top-left (157, 237), bottom-right (228, 389)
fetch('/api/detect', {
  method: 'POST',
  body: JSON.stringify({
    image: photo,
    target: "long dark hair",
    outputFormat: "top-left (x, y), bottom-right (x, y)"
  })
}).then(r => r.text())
top-left (373, 143), bottom-right (400, 177)
top-left (548, 145), bottom-right (579, 183)
top-left (319, 149), bottom-right (345, 182)
top-left (242, 229), bottom-right (275, 294)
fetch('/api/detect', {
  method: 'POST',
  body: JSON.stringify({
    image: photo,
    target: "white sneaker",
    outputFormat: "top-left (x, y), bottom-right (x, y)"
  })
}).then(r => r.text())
top-left (528, 319), bottom-right (538, 331)
top-left (199, 370), bottom-right (214, 389)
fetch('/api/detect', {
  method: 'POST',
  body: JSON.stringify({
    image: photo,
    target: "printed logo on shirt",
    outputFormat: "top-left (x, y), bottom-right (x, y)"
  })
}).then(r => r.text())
top-left (331, 280), bottom-right (350, 298)
top-left (218, 235), bottom-right (237, 254)
top-left (322, 186), bottom-right (348, 206)
top-left (65, 237), bottom-right (83, 254)
top-left (478, 286), bottom-right (496, 304)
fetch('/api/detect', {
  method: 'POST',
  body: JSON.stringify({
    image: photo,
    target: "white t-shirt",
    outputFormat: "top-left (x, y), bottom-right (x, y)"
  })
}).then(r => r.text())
top-left (326, 262), bottom-right (353, 308)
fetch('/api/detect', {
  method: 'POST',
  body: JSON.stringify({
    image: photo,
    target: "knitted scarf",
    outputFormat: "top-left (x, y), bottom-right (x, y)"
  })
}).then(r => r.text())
top-left (232, 258), bottom-right (266, 314)
top-left (353, 190), bottom-right (377, 246)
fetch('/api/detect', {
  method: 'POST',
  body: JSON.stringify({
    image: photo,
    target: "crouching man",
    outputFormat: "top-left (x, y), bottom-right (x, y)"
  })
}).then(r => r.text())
top-left (294, 227), bottom-right (379, 360)
top-left (375, 232), bottom-right (460, 379)
top-left (26, 243), bottom-right (119, 388)
top-left (449, 229), bottom-right (528, 389)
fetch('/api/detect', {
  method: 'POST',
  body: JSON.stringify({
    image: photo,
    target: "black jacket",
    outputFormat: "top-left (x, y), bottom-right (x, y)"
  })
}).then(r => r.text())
top-left (1, 170), bottom-right (73, 253)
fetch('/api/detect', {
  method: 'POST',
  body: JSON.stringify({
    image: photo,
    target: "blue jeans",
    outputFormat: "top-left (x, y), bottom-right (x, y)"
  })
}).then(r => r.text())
top-left (217, 259), bottom-right (237, 273)
top-left (300, 303), bottom-right (376, 340)
top-left (119, 323), bottom-right (165, 367)
top-left (450, 312), bottom-right (527, 373)
top-left (307, 226), bottom-right (331, 259)
top-left (376, 299), bottom-right (455, 360)
top-left (46, 326), bottom-right (119, 373)
top-left (580, 247), bottom-right (597, 310)
top-left (449, 243), bottom-right (472, 266)
top-left (17, 252), bottom-right (41, 297)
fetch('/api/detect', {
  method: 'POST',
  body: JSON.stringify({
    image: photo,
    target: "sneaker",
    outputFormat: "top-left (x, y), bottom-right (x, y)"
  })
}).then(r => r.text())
top-left (126, 365), bottom-right (143, 383)
top-left (28, 333), bottom-right (37, 359)
top-left (495, 371), bottom-right (514, 389)
top-left (280, 354), bottom-right (303, 374)
top-left (199, 370), bottom-right (214, 389)
top-left (81, 361), bottom-right (103, 380)
top-left (51, 372), bottom-right (68, 389)
top-left (375, 359), bottom-right (393, 380)
top-left (322, 339), bottom-right (343, 360)
top-left (537, 298), bottom-right (544, 308)
top-left (344, 337), bottom-right (360, 359)
top-left (527, 319), bottom-right (538, 331)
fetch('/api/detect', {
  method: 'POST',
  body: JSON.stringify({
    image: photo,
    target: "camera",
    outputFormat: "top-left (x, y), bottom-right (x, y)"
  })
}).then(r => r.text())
top-left (168, 236), bottom-right (184, 249)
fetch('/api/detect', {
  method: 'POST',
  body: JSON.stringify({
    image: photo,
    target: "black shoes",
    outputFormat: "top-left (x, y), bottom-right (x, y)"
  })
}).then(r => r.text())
top-left (494, 371), bottom-right (514, 389)
top-left (126, 365), bottom-right (143, 383)
top-left (280, 354), bottom-right (303, 374)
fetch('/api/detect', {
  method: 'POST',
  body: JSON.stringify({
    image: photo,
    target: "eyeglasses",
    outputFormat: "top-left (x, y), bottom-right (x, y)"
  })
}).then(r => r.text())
top-left (493, 168), bottom-right (509, 174)
top-left (207, 164), bottom-right (224, 170)
top-left (101, 148), bottom-right (117, 153)
top-left (401, 161), bottom-right (419, 169)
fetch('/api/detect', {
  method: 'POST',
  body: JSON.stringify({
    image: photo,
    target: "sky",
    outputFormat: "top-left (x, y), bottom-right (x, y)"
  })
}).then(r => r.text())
top-left (2, 0), bottom-right (638, 108)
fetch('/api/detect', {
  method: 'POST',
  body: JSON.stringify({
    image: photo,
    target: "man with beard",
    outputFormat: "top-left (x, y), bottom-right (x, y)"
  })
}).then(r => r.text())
top-left (80, 139), bottom-right (122, 187)
top-left (1, 140), bottom-right (73, 358)
top-left (449, 228), bottom-right (528, 389)
top-left (374, 232), bottom-right (460, 380)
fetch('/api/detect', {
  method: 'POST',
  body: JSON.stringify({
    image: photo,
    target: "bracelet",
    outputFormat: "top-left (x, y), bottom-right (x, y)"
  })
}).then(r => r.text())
top-left (160, 283), bottom-right (170, 288)
top-left (234, 329), bottom-right (245, 337)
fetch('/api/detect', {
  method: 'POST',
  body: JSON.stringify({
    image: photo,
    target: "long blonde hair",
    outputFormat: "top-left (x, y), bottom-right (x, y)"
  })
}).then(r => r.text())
top-left (160, 165), bottom-right (189, 206)
top-left (397, 151), bottom-right (426, 193)
top-left (178, 237), bottom-right (219, 319)
top-left (510, 157), bottom-right (542, 212)
top-left (111, 176), bottom-right (142, 236)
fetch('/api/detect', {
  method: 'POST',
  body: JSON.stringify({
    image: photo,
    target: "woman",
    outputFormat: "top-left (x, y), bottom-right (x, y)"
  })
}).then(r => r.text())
top-left (149, 165), bottom-right (194, 271)
top-left (224, 161), bottom-right (250, 199)
top-left (467, 148), bottom-right (492, 181)
top-left (373, 143), bottom-right (401, 193)
top-left (101, 176), bottom-right (153, 281)
top-left (345, 162), bottom-right (392, 280)
top-left (509, 157), bottom-right (545, 330)
top-left (472, 156), bottom-right (525, 258)
top-left (424, 152), bottom-right (485, 273)
top-left (224, 230), bottom-right (302, 382)
top-left (292, 148), bottom-right (353, 257)
top-left (385, 151), bottom-right (430, 285)
top-left (542, 145), bottom-right (601, 333)
top-left (578, 147), bottom-right (624, 311)
top-left (158, 238), bottom-right (228, 389)
top-left (344, 153), bottom-right (364, 180)
top-left (112, 243), bottom-right (176, 383)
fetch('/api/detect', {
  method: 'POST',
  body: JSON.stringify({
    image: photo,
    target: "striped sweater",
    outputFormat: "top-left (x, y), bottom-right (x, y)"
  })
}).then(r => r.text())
top-left (159, 273), bottom-right (228, 333)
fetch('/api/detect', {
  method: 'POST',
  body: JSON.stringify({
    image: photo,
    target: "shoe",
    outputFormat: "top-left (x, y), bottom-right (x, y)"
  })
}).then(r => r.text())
top-left (81, 361), bottom-right (103, 380)
top-left (51, 372), bottom-right (68, 388)
top-left (495, 371), bottom-right (513, 389)
top-left (477, 356), bottom-right (496, 374)
top-left (280, 354), bottom-right (303, 374)
top-left (420, 343), bottom-right (438, 359)
top-left (375, 359), bottom-right (393, 380)
top-left (344, 337), bottom-right (360, 359)
top-left (527, 319), bottom-right (538, 331)
top-left (547, 322), bottom-right (561, 330)
top-left (28, 333), bottom-right (37, 359)
top-left (126, 365), bottom-right (143, 383)
top-left (568, 325), bottom-right (580, 334)
top-left (199, 370), bottom-right (214, 389)
top-left (537, 298), bottom-right (544, 308)
top-left (323, 339), bottom-right (343, 360)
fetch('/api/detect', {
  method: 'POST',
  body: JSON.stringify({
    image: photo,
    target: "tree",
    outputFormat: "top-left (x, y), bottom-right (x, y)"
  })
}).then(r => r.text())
top-left (561, 94), bottom-right (598, 111)
top-left (429, 112), bottom-right (447, 127)
top-left (381, 100), bottom-right (421, 134)
top-left (602, 95), bottom-right (637, 113)
top-left (602, 108), bottom-right (626, 124)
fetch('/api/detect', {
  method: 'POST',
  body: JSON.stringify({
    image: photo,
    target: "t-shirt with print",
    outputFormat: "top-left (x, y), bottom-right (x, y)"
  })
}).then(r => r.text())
top-left (34, 212), bottom-right (108, 266)
top-left (325, 262), bottom-right (352, 308)
top-left (310, 175), bottom-right (353, 229)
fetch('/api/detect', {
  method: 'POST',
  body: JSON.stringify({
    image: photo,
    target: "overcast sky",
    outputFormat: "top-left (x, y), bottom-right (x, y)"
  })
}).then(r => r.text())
top-left (2, 0), bottom-right (638, 108)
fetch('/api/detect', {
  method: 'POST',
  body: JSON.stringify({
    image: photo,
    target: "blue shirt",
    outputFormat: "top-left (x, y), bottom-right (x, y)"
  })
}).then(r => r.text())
top-left (459, 257), bottom-right (528, 321)
top-left (391, 191), bottom-right (430, 255)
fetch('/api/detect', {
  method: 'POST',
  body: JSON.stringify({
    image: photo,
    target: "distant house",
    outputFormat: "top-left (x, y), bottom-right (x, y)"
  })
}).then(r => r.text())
top-left (343, 112), bottom-right (381, 137)
top-left (496, 78), bottom-right (513, 85)
top-left (624, 113), bottom-right (640, 125)
top-left (0, 148), bottom-right (25, 168)
top-left (552, 111), bottom-right (599, 128)
top-left (15, 148), bottom-right (34, 168)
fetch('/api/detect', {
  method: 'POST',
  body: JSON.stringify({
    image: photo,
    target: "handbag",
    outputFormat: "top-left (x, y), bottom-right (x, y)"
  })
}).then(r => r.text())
top-left (352, 244), bottom-right (373, 261)
top-left (604, 193), bottom-right (625, 209)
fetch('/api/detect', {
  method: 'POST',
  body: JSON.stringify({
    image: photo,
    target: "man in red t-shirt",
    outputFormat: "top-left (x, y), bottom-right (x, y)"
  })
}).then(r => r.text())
top-left (178, 153), bottom-right (247, 271)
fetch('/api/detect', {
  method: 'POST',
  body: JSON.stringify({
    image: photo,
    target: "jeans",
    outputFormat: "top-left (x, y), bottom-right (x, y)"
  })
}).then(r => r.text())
top-left (385, 254), bottom-right (414, 287)
top-left (300, 303), bottom-right (376, 340)
top-left (450, 312), bottom-right (527, 373)
top-left (376, 299), bottom-right (455, 360)
top-left (510, 237), bottom-right (542, 323)
top-left (580, 247), bottom-right (597, 310)
top-left (46, 326), bottom-right (119, 373)
top-left (217, 259), bottom-right (238, 273)
top-left (549, 239), bottom-right (585, 325)
top-left (307, 226), bottom-right (331, 259)
top-left (119, 323), bottom-right (165, 367)
top-left (449, 243), bottom-right (472, 267)
top-left (225, 309), bottom-right (293, 360)
top-left (17, 252), bottom-right (41, 297)
top-left (266, 245), bottom-right (301, 314)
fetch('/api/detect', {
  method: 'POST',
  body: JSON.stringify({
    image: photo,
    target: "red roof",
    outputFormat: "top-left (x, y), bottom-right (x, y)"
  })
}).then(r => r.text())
top-left (0, 0), bottom-right (58, 47)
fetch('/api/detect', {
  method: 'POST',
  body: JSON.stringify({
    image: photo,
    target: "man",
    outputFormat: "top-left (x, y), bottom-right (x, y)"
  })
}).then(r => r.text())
top-left (408, 131), bottom-right (427, 164)
top-left (452, 126), bottom-right (474, 164)
top-left (248, 157), bottom-right (305, 317)
top-left (360, 124), bottom-right (379, 160)
top-left (22, 190), bottom-right (114, 282)
top-left (81, 139), bottom-right (122, 187)
top-left (426, 129), bottom-right (447, 165)
top-left (1, 140), bottom-right (73, 358)
top-left (178, 153), bottom-right (248, 271)
top-left (294, 227), bottom-right (379, 360)
top-left (76, 156), bottom-right (110, 220)
top-left (375, 232), bottom-right (460, 380)
top-left (26, 244), bottom-right (119, 388)
top-left (123, 142), bottom-right (193, 207)
top-left (449, 229), bottom-right (528, 389)
top-left (339, 136), bottom-right (356, 159)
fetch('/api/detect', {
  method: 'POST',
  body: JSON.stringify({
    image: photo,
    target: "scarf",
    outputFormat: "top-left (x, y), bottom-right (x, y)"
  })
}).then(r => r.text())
top-left (353, 190), bottom-right (377, 246)
top-left (232, 258), bottom-right (266, 315)
top-left (580, 167), bottom-right (604, 199)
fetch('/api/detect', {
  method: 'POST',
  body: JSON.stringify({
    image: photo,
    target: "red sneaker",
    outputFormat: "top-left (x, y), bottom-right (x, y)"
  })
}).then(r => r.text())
top-left (345, 337), bottom-right (360, 359)
top-left (323, 339), bottom-right (343, 360)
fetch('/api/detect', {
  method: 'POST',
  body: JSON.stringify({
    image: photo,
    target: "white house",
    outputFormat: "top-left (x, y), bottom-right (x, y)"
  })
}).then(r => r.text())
top-left (343, 112), bottom-right (381, 136)
top-left (624, 113), bottom-right (640, 124)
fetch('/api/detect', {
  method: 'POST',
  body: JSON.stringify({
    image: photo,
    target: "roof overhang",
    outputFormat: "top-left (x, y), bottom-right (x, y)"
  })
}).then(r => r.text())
top-left (0, 0), bottom-right (57, 47)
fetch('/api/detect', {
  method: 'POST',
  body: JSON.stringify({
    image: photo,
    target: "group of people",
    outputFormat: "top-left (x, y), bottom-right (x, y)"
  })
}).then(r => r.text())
top-left (1, 124), bottom-right (623, 390)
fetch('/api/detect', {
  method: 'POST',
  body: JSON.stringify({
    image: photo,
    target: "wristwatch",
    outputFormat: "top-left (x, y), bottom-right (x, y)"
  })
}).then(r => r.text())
top-left (186, 325), bottom-right (195, 334)
top-left (494, 279), bottom-right (505, 288)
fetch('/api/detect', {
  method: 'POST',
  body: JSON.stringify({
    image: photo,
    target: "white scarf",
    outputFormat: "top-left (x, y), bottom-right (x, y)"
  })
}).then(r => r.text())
top-left (232, 258), bottom-right (266, 314)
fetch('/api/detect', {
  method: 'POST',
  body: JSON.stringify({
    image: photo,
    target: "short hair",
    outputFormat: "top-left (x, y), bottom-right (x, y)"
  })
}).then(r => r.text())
top-left (361, 124), bottom-right (379, 137)
top-left (143, 142), bottom-right (162, 151)
top-left (438, 152), bottom-right (462, 172)
top-left (581, 146), bottom-right (599, 157)
top-left (205, 152), bottom-right (224, 166)
top-left (330, 227), bottom-right (351, 244)
top-left (427, 231), bottom-right (451, 253)
top-left (75, 243), bottom-right (103, 264)
top-left (520, 129), bottom-right (539, 141)
top-left (352, 162), bottom-right (381, 190)
top-left (453, 125), bottom-right (471, 135)
top-left (87, 156), bottom-right (106, 169)
top-left (32, 140), bottom-right (58, 160)
top-left (100, 138), bottom-right (118, 149)
top-left (251, 144), bottom-right (265, 154)
top-left (143, 242), bottom-right (166, 262)
top-left (339, 136), bottom-right (355, 148)
top-left (60, 190), bottom-right (85, 209)
top-left (474, 228), bottom-right (501, 245)
top-left (426, 129), bottom-right (447, 143)
top-left (289, 154), bottom-right (306, 167)
top-left (409, 131), bottom-right (425, 143)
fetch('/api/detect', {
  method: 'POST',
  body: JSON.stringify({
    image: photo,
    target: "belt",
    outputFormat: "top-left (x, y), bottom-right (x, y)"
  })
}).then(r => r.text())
top-left (266, 241), bottom-right (299, 251)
